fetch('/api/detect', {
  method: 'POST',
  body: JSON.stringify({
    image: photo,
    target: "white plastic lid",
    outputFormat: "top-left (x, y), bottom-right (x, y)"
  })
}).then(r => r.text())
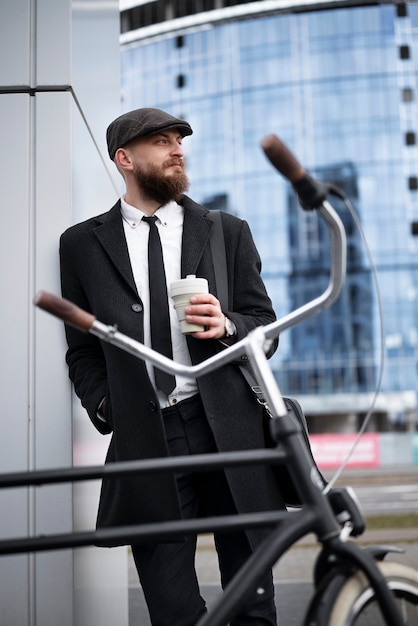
top-left (169, 275), bottom-right (209, 297)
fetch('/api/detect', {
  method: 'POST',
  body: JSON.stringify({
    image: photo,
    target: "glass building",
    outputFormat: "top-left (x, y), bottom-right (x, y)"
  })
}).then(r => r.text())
top-left (119, 0), bottom-right (418, 432)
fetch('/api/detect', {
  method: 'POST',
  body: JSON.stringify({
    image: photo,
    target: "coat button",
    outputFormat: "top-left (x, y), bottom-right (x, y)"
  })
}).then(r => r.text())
top-left (131, 303), bottom-right (142, 313)
top-left (149, 401), bottom-right (157, 412)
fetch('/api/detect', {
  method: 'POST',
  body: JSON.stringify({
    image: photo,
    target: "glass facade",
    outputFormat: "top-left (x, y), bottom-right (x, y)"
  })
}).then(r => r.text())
top-left (120, 2), bottom-right (418, 428)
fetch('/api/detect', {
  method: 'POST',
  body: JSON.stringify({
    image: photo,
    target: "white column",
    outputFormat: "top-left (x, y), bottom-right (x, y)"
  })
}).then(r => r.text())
top-left (0, 1), bottom-right (125, 624)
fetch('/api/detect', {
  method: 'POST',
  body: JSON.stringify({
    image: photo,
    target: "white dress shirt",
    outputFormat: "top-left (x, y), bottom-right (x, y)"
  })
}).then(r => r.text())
top-left (120, 197), bottom-right (198, 408)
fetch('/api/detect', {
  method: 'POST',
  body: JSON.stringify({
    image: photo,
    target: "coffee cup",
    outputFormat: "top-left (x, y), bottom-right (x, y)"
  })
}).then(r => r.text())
top-left (170, 275), bottom-right (209, 334)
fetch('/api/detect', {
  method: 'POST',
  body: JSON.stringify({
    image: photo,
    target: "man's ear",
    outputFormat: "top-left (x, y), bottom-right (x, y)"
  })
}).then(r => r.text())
top-left (115, 147), bottom-right (133, 171)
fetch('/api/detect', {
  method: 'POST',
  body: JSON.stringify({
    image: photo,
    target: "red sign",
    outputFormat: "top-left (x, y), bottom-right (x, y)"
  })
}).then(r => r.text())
top-left (309, 433), bottom-right (380, 469)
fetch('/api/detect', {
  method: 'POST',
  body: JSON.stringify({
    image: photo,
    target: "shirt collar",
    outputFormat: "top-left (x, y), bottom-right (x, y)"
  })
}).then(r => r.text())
top-left (120, 197), bottom-right (179, 228)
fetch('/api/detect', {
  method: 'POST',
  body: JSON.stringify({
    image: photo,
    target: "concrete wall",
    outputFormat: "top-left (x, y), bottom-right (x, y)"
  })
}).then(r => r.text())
top-left (0, 1), bottom-right (126, 624)
top-left (379, 433), bottom-right (418, 467)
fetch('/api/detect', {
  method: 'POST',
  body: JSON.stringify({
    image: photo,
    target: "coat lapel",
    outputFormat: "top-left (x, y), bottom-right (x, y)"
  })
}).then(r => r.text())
top-left (92, 197), bottom-right (212, 295)
top-left (93, 201), bottom-right (138, 296)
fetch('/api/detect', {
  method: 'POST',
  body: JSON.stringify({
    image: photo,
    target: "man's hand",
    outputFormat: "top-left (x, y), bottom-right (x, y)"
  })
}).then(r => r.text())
top-left (184, 294), bottom-right (231, 340)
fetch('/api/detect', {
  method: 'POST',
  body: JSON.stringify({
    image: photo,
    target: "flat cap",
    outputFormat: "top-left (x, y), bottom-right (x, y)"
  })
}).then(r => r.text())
top-left (106, 107), bottom-right (193, 159)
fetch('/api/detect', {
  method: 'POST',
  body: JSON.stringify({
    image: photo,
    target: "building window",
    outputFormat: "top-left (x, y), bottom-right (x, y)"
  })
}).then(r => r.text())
top-left (405, 131), bottom-right (416, 146)
top-left (397, 2), bottom-right (407, 17)
top-left (176, 74), bottom-right (186, 88)
top-left (399, 45), bottom-right (410, 60)
top-left (402, 87), bottom-right (414, 102)
top-left (408, 176), bottom-right (418, 191)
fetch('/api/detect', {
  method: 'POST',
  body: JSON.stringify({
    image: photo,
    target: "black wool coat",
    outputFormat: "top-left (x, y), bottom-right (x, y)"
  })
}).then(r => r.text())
top-left (60, 196), bottom-right (285, 547)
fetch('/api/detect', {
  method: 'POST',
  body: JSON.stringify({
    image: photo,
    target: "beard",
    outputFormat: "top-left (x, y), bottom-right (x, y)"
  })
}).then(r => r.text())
top-left (133, 159), bottom-right (190, 206)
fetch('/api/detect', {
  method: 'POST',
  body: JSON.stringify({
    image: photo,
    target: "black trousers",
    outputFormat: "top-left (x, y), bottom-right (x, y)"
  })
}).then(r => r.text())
top-left (131, 394), bottom-right (277, 626)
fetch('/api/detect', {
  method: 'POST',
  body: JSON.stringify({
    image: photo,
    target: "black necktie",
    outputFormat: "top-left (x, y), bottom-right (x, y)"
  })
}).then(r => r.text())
top-left (142, 216), bottom-right (176, 395)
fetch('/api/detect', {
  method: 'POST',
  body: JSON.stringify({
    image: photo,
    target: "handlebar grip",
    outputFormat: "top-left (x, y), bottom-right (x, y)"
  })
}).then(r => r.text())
top-left (33, 291), bottom-right (96, 332)
top-left (260, 134), bottom-right (305, 183)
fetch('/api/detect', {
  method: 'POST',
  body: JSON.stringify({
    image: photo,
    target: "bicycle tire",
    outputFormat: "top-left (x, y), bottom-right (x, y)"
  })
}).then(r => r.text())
top-left (320, 561), bottom-right (418, 626)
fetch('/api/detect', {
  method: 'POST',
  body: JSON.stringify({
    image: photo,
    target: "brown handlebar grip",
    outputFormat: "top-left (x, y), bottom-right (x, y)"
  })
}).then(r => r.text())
top-left (260, 134), bottom-right (305, 183)
top-left (33, 291), bottom-right (96, 332)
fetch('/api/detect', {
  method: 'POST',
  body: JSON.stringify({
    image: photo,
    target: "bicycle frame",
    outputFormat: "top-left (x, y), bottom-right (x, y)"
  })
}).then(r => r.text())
top-left (1, 199), bottom-right (405, 625)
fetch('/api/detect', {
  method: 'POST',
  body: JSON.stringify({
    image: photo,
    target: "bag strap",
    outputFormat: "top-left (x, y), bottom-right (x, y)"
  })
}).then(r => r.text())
top-left (208, 210), bottom-right (266, 403)
top-left (208, 210), bottom-right (228, 311)
top-left (208, 211), bottom-right (305, 416)
top-left (208, 210), bottom-right (321, 478)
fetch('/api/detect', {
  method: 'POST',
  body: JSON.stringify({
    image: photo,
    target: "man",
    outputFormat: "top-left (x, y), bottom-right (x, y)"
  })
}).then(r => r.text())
top-left (60, 107), bottom-right (286, 625)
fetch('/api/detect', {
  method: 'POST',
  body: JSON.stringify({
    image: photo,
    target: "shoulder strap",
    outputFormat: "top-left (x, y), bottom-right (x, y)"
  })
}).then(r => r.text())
top-left (209, 211), bottom-right (261, 390)
top-left (208, 210), bottom-right (228, 311)
top-left (208, 210), bottom-right (276, 398)
top-left (208, 209), bottom-right (323, 499)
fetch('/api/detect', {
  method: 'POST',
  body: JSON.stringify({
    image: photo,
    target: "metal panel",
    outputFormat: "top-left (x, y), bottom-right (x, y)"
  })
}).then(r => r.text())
top-left (34, 90), bottom-right (74, 626)
top-left (0, 90), bottom-right (31, 626)
top-left (36, 0), bottom-right (71, 86)
top-left (0, 0), bottom-right (31, 85)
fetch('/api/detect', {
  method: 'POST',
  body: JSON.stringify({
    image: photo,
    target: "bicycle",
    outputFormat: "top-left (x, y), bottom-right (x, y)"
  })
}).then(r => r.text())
top-left (4, 135), bottom-right (418, 625)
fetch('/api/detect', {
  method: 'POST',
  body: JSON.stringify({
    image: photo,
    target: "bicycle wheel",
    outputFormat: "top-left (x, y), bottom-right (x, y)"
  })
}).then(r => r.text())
top-left (326, 561), bottom-right (418, 625)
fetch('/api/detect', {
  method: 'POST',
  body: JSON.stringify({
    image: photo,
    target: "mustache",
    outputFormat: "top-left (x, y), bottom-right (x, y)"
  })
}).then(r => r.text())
top-left (164, 158), bottom-right (184, 169)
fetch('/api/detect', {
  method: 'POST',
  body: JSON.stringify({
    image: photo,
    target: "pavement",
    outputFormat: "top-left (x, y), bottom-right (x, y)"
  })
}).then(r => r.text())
top-left (193, 526), bottom-right (418, 585)
top-left (128, 529), bottom-right (418, 625)
top-left (128, 468), bottom-right (418, 624)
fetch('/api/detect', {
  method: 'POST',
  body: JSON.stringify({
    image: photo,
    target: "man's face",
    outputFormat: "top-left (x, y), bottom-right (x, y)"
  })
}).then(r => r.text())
top-left (128, 130), bottom-right (190, 205)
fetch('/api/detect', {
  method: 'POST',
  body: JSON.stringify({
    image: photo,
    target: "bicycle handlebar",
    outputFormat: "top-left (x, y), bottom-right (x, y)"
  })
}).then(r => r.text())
top-left (260, 134), bottom-right (305, 183)
top-left (33, 291), bottom-right (96, 332)
top-left (261, 134), bottom-right (334, 210)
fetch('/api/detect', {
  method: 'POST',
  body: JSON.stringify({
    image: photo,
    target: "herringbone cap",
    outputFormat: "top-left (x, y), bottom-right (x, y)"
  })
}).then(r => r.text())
top-left (106, 107), bottom-right (193, 160)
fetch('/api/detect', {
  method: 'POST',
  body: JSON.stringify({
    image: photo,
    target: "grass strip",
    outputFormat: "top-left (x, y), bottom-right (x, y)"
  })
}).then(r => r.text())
top-left (364, 513), bottom-right (418, 530)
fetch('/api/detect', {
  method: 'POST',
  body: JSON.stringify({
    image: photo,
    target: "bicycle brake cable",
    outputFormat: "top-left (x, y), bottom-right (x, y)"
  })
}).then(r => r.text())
top-left (323, 192), bottom-right (385, 492)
